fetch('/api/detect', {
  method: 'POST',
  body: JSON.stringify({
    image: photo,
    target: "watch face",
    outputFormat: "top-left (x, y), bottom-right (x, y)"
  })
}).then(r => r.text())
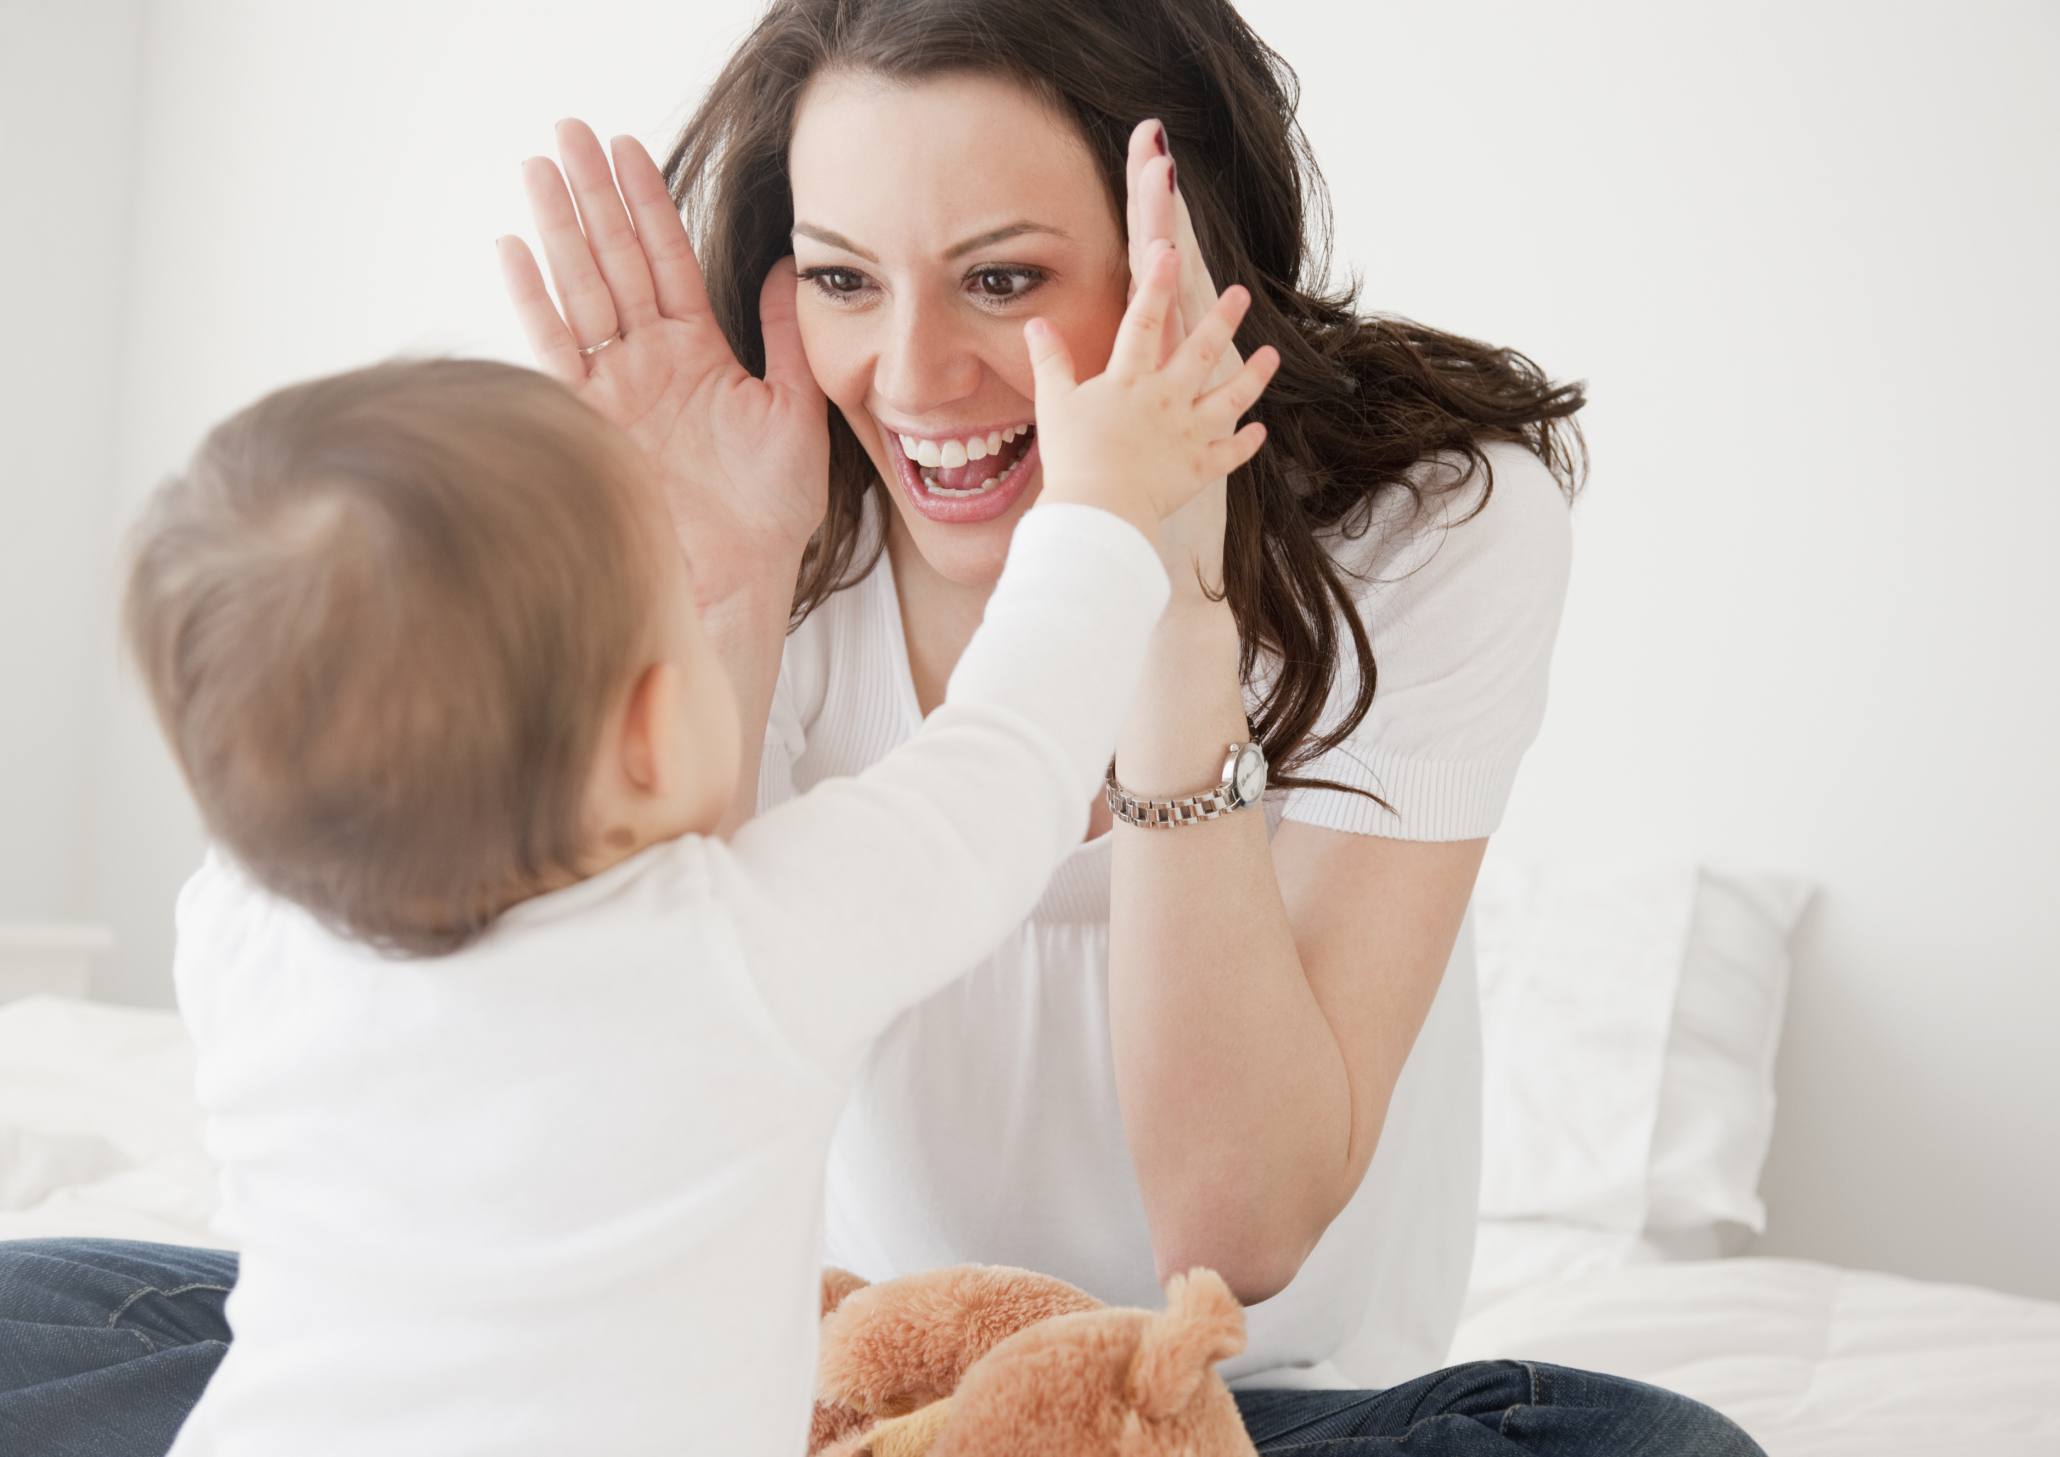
top-left (1232, 745), bottom-right (1267, 805)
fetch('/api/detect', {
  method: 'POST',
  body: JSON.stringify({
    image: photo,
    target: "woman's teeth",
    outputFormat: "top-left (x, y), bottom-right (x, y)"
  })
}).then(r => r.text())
top-left (894, 423), bottom-right (1035, 498)
top-left (922, 473), bottom-right (1003, 498)
top-left (898, 425), bottom-right (1031, 470)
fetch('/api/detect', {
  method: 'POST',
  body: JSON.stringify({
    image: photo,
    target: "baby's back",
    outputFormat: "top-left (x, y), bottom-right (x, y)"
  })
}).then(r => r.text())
top-left (166, 839), bottom-right (837, 1457)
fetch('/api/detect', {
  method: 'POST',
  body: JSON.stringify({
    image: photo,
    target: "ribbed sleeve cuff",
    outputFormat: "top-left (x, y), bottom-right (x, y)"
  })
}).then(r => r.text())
top-left (1280, 745), bottom-right (1524, 842)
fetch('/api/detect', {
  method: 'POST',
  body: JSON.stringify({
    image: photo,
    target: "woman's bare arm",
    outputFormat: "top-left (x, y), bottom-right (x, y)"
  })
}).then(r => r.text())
top-left (1105, 121), bottom-right (1491, 1303)
top-left (1109, 603), bottom-right (1482, 1302)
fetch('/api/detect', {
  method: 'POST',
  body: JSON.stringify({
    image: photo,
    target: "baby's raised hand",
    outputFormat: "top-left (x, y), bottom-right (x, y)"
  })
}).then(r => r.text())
top-left (1022, 242), bottom-right (1278, 542)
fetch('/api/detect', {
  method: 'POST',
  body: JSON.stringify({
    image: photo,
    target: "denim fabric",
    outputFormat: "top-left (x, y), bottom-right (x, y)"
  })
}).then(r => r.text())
top-left (1234, 1360), bottom-right (1767, 1454)
top-left (0, 1239), bottom-right (236, 1457)
top-left (1, 1239), bottom-right (1765, 1457)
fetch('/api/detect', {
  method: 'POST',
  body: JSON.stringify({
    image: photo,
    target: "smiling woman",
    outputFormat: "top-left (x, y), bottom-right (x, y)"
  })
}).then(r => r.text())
top-left (779, 71), bottom-right (1126, 563)
top-left (620, 3), bottom-right (1752, 1454)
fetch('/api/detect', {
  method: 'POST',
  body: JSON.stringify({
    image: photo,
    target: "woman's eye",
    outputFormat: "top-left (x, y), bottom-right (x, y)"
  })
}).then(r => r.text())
top-left (801, 267), bottom-right (871, 300)
top-left (968, 266), bottom-right (1045, 302)
top-left (799, 264), bottom-right (1044, 307)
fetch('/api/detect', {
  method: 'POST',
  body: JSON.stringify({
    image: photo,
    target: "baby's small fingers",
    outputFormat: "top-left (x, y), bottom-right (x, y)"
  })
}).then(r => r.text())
top-left (1024, 317), bottom-right (1078, 401)
top-left (1203, 421), bottom-right (1269, 477)
top-left (1199, 344), bottom-right (1281, 427)
top-left (1169, 284), bottom-right (1253, 394)
top-left (1108, 242), bottom-right (1180, 376)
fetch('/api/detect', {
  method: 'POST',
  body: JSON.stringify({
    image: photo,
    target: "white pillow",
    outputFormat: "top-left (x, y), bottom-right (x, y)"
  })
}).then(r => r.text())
top-left (1646, 869), bottom-right (1815, 1234)
top-left (1473, 856), bottom-right (1694, 1231)
top-left (1472, 856), bottom-right (1814, 1239)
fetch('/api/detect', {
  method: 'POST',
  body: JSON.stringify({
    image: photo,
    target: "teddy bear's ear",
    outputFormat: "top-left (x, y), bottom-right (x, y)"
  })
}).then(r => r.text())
top-left (822, 1267), bottom-right (871, 1319)
top-left (823, 1399), bottom-right (954, 1457)
top-left (1124, 1268), bottom-right (1248, 1421)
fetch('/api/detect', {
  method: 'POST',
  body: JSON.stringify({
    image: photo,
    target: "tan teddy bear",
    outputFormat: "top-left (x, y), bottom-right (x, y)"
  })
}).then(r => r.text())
top-left (810, 1264), bottom-right (1257, 1457)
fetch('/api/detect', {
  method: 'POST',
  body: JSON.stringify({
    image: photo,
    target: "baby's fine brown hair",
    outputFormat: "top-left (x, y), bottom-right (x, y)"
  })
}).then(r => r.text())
top-left (123, 358), bottom-right (666, 956)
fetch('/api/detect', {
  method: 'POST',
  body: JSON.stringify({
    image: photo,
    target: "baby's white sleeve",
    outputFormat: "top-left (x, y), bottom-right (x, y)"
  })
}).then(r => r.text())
top-left (711, 505), bottom-right (1170, 1070)
top-left (1282, 444), bottom-right (1573, 841)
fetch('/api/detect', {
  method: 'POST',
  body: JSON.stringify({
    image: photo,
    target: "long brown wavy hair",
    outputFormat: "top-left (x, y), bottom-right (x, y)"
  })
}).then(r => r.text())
top-left (664, 0), bottom-right (1587, 797)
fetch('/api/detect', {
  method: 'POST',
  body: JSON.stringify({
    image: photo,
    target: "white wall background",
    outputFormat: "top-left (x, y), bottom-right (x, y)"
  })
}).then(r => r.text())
top-left (3, 1), bottom-right (2054, 1301)
top-left (0, 3), bottom-right (145, 936)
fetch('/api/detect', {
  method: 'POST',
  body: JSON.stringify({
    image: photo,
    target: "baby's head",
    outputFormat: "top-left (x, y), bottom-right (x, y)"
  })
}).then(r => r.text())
top-left (124, 358), bottom-right (741, 956)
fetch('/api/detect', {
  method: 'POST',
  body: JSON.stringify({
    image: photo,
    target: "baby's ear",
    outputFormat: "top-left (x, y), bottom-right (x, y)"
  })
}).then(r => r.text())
top-left (616, 660), bottom-right (683, 798)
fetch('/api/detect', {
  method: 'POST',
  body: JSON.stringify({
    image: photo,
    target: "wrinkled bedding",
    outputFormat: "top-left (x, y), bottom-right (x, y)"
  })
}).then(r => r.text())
top-left (1451, 1251), bottom-right (2060, 1455)
top-left (0, 995), bottom-right (217, 1247)
top-left (7, 995), bottom-right (2058, 1453)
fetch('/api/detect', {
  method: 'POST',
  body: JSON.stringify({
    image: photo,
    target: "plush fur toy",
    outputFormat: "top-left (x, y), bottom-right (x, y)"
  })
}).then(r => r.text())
top-left (810, 1263), bottom-right (1258, 1457)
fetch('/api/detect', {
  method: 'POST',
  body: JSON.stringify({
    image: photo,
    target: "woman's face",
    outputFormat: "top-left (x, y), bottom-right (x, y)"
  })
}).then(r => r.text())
top-left (788, 69), bottom-right (1131, 588)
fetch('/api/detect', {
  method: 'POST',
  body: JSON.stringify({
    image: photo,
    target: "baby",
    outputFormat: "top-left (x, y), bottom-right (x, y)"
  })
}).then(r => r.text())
top-left (126, 252), bottom-right (1273, 1455)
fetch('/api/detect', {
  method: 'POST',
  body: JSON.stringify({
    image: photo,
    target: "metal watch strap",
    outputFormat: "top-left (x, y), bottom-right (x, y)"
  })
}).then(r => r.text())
top-left (1104, 751), bottom-right (1243, 829)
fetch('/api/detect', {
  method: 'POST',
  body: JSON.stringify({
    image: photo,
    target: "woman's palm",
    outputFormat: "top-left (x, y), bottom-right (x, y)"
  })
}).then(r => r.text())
top-left (497, 120), bottom-right (827, 603)
top-left (573, 309), bottom-right (825, 559)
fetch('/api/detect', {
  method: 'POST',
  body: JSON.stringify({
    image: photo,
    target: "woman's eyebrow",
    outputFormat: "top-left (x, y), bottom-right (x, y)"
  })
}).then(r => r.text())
top-left (792, 223), bottom-right (879, 262)
top-left (790, 220), bottom-right (1071, 263)
top-left (942, 222), bottom-right (1070, 259)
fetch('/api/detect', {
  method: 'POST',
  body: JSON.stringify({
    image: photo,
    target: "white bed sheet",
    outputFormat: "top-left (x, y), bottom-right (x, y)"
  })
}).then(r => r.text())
top-left (1451, 1256), bottom-right (2060, 1456)
top-left (7, 995), bottom-right (2060, 1455)
top-left (0, 995), bottom-right (219, 1248)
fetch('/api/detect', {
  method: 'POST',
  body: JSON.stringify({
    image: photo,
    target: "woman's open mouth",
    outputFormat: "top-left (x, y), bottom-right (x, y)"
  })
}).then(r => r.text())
top-left (878, 417), bottom-right (1041, 525)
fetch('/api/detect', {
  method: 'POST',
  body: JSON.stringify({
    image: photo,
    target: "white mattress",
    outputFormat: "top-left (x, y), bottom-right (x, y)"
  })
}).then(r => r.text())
top-left (0, 994), bottom-right (219, 1247)
top-left (7, 994), bottom-right (2059, 1453)
top-left (1450, 1256), bottom-right (2060, 1456)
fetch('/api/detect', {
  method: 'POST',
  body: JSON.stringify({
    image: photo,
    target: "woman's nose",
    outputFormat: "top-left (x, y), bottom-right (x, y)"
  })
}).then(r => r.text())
top-left (872, 297), bottom-right (983, 415)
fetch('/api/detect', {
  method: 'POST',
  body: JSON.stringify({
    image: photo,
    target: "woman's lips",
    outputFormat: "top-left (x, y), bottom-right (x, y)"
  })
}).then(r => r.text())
top-left (881, 425), bottom-right (1041, 526)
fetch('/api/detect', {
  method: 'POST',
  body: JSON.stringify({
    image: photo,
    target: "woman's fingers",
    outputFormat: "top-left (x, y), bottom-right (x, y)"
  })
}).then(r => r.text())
top-left (520, 154), bottom-right (622, 354)
top-left (1165, 181), bottom-right (1235, 385)
top-left (1107, 242), bottom-right (1180, 376)
top-left (554, 119), bottom-right (660, 329)
top-left (1124, 119), bottom-right (1169, 299)
top-left (759, 256), bottom-right (820, 400)
top-left (610, 133), bottom-right (714, 323)
top-left (495, 235), bottom-right (584, 386)
top-left (1129, 147), bottom-right (1183, 363)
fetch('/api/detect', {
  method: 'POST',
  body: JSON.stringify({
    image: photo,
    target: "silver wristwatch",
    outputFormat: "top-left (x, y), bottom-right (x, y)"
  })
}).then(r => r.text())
top-left (1105, 743), bottom-right (1269, 828)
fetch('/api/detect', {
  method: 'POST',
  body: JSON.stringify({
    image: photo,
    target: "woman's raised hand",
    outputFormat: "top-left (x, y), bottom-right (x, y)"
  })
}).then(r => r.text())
top-left (496, 119), bottom-right (828, 603)
top-left (1118, 118), bottom-right (1247, 595)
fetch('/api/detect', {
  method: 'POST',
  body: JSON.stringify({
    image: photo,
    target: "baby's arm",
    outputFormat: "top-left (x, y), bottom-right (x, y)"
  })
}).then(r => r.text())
top-left (709, 249), bottom-right (1276, 1070)
top-left (712, 503), bottom-right (1166, 1067)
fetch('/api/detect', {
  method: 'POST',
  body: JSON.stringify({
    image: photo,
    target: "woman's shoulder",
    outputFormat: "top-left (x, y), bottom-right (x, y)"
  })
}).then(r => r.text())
top-left (1277, 440), bottom-right (1576, 839)
top-left (1321, 438), bottom-right (1573, 603)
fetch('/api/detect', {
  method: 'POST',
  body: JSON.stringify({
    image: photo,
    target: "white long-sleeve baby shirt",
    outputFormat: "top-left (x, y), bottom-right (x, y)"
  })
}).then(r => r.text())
top-left (163, 503), bottom-right (1170, 1457)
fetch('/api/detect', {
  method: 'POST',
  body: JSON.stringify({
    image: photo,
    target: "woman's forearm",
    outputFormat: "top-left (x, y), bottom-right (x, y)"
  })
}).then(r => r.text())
top-left (702, 542), bottom-right (808, 838)
top-left (1106, 600), bottom-right (1356, 1304)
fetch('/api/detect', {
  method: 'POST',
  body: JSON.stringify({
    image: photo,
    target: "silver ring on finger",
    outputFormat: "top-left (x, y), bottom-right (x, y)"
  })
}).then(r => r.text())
top-left (577, 330), bottom-right (623, 359)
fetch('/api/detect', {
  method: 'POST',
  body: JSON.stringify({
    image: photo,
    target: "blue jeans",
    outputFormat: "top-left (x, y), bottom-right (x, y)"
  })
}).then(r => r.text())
top-left (0, 1239), bottom-right (235, 1457)
top-left (1233, 1367), bottom-right (1766, 1454)
top-left (0, 1238), bottom-right (1764, 1456)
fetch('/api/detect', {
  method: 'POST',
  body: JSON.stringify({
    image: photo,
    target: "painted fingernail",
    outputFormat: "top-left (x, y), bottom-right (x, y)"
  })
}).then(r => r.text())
top-left (1168, 159), bottom-right (1177, 193)
top-left (1155, 123), bottom-right (1168, 156)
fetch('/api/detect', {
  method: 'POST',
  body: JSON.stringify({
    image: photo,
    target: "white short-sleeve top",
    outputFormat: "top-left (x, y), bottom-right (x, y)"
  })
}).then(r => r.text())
top-left (760, 439), bottom-right (1574, 1389)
